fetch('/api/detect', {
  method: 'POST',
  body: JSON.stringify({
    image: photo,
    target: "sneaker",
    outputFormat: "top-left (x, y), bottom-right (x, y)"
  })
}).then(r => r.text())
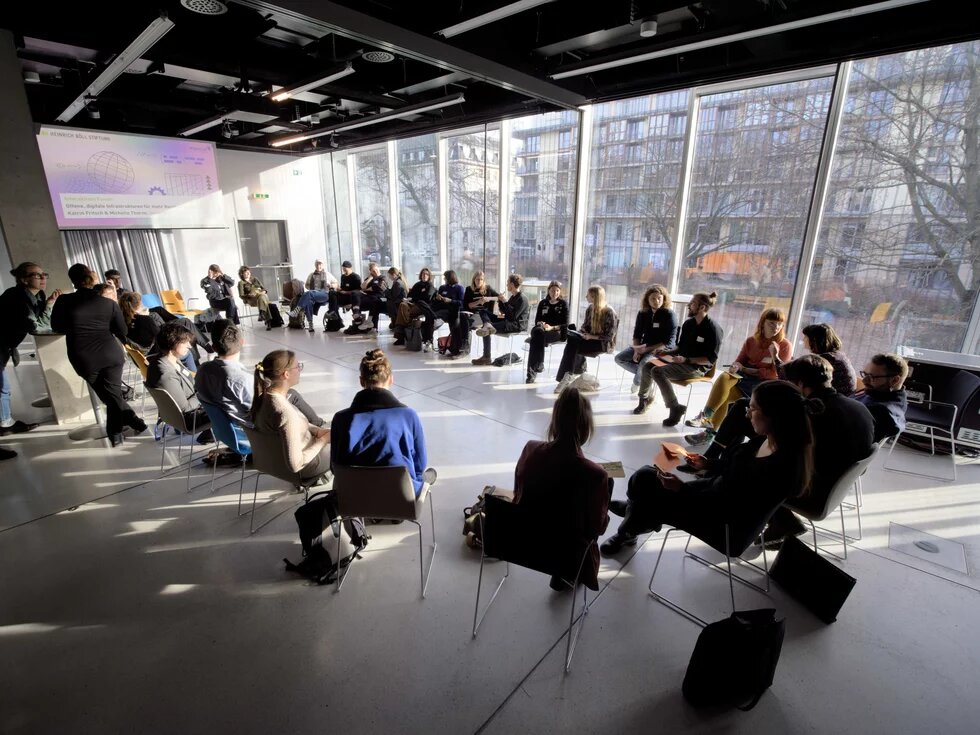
top-left (685, 429), bottom-right (714, 446)
top-left (525, 370), bottom-right (536, 384)
top-left (422, 341), bottom-right (433, 353)
top-left (357, 320), bottom-right (375, 332)
top-left (685, 412), bottom-right (713, 428)
top-left (632, 395), bottom-right (652, 414)
top-left (630, 382), bottom-right (640, 395)
top-left (475, 324), bottom-right (496, 337)
top-left (600, 532), bottom-right (638, 556)
top-left (554, 373), bottom-right (578, 394)
top-left (663, 404), bottom-right (687, 427)
top-left (471, 355), bottom-right (492, 366)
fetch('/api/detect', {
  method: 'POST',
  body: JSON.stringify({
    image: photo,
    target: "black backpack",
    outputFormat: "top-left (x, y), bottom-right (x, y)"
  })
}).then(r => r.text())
top-left (323, 312), bottom-right (344, 332)
top-left (284, 490), bottom-right (369, 585)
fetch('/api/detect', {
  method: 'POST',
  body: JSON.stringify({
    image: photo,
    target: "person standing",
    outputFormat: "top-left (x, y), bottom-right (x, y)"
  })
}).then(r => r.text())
top-left (237, 266), bottom-right (282, 330)
top-left (51, 264), bottom-right (146, 447)
top-left (633, 291), bottom-right (724, 427)
top-left (525, 280), bottom-right (569, 384)
top-left (200, 264), bottom-right (239, 324)
top-left (0, 262), bottom-right (59, 449)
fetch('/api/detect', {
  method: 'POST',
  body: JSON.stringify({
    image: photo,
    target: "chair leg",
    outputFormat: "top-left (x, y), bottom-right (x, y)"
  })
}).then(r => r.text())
top-left (647, 529), bottom-right (708, 628)
top-left (419, 496), bottom-right (438, 599)
top-left (209, 440), bottom-right (221, 492)
top-left (564, 541), bottom-right (595, 673)
top-left (472, 533), bottom-right (510, 638)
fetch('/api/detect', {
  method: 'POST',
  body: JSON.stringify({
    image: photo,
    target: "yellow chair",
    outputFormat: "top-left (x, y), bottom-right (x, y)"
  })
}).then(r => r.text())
top-left (123, 344), bottom-right (150, 413)
top-left (670, 363), bottom-right (718, 414)
top-left (161, 289), bottom-right (203, 317)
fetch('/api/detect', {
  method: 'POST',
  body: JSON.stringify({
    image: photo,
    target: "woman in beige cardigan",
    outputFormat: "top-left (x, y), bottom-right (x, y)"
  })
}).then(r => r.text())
top-left (250, 349), bottom-right (330, 480)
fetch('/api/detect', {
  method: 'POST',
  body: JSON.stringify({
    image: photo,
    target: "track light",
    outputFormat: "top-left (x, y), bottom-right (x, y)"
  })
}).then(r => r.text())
top-left (640, 20), bottom-right (658, 38)
top-left (179, 113), bottom-right (227, 137)
top-left (271, 63), bottom-right (355, 102)
top-left (270, 93), bottom-right (465, 148)
top-left (55, 14), bottom-right (175, 122)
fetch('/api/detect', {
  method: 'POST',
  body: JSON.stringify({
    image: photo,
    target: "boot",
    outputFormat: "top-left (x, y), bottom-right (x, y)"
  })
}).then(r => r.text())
top-left (663, 404), bottom-right (687, 427)
top-left (632, 395), bottom-right (652, 414)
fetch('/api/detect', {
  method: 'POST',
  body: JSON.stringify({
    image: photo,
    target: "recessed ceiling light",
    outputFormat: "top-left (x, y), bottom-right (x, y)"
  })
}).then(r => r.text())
top-left (362, 50), bottom-right (395, 63)
top-left (180, 0), bottom-right (228, 15)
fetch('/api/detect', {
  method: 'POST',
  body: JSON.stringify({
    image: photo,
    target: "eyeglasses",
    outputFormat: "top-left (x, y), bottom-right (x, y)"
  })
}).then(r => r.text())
top-left (859, 370), bottom-right (897, 381)
top-left (745, 404), bottom-right (761, 415)
top-left (289, 362), bottom-right (305, 373)
top-left (27, 272), bottom-right (49, 279)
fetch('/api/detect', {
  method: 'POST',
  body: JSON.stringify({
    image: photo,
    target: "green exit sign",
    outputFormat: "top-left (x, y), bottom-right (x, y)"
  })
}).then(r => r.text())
top-left (251, 193), bottom-right (270, 199)
top-left (293, 169), bottom-right (302, 176)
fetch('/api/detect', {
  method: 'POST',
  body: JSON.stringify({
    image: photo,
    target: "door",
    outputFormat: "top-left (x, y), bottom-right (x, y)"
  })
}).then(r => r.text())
top-left (238, 219), bottom-right (292, 301)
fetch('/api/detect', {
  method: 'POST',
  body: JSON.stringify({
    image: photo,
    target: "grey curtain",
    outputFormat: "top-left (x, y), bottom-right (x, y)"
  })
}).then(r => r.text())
top-left (61, 229), bottom-right (180, 295)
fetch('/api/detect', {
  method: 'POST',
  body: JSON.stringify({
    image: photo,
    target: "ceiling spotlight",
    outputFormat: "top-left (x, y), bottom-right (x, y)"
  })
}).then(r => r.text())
top-left (362, 50), bottom-right (395, 63)
top-left (85, 101), bottom-right (100, 119)
top-left (640, 20), bottom-right (658, 38)
top-left (180, 0), bottom-right (228, 15)
top-left (24, 71), bottom-right (40, 84)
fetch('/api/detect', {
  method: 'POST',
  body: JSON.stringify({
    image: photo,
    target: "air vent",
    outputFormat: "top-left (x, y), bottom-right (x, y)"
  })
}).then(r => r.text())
top-left (180, 0), bottom-right (228, 15)
top-left (362, 50), bottom-right (395, 63)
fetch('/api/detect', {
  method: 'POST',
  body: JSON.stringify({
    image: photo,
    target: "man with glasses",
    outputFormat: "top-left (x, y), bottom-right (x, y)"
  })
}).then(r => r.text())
top-left (0, 263), bottom-right (60, 457)
top-left (854, 353), bottom-right (909, 443)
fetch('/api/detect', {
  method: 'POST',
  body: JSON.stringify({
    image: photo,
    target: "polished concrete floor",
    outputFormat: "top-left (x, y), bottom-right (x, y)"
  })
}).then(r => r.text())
top-left (2, 323), bottom-right (979, 734)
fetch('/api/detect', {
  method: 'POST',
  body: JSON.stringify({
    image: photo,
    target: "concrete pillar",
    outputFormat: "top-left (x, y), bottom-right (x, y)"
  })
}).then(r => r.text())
top-left (0, 30), bottom-right (69, 293)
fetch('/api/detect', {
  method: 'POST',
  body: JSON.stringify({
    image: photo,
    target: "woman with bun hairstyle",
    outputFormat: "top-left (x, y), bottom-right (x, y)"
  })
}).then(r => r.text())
top-left (799, 323), bottom-right (857, 396)
top-left (250, 350), bottom-right (331, 481)
top-left (602, 379), bottom-right (820, 555)
top-left (330, 349), bottom-right (428, 496)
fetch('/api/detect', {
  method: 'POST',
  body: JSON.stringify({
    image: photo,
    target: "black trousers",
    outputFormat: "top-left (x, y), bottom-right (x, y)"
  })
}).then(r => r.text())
top-left (556, 332), bottom-right (604, 380)
top-left (351, 293), bottom-right (383, 324)
top-left (83, 362), bottom-right (139, 436)
top-left (619, 466), bottom-right (727, 543)
top-left (327, 291), bottom-right (355, 315)
top-left (705, 397), bottom-right (752, 460)
top-left (416, 301), bottom-right (459, 343)
top-left (527, 326), bottom-right (563, 371)
top-left (480, 315), bottom-right (513, 358)
top-left (208, 298), bottom-right (239, 325)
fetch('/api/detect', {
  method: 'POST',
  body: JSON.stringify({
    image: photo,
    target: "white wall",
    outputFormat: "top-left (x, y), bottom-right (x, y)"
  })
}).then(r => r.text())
top-left (170, 149), bottom-right (328, 295)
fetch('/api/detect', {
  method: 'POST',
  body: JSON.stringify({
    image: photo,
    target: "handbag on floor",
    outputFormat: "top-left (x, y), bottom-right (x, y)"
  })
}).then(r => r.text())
top-left (284, 490), bottom-right (369, 585)
top-left (682, 609), bottom-right (785, 711)
top-left (404, 325), bottom-right (423, 351)
top-left (769, 535), bottom-right (856, 623)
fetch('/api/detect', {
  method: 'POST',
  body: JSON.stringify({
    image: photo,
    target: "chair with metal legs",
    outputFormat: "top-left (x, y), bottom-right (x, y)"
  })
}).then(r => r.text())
top-left (785, 443), bottom-right (879, 560)
top-left (241, 426), bottom-right (324, 534)
top-left (146, 387), bottom-right (212, 493)
top-left (200, 402), bottom-right (254, 507)
top-left (648, 507), bottom-right (782, 628)
top-left (332, 464), bottom-right (438, 597)
top-left (472, 494), bottom-right (597, 673)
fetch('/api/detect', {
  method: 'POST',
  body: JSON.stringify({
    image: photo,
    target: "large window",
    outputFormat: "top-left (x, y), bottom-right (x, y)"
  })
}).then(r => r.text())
top-left (447, 126), bottom-right (500, 286)
top-left (804, 42), bottom-right (980, 356)
top-left (352, 147), bottom-right (391, 269)
top-left (319, 151), bottom-right (354, 274)
top-left (584, 91), bottom-right (690, 343)
top-left (678, 76), bottom-right (834, 365)
top-left (397, 134), bottom-right (439, 280)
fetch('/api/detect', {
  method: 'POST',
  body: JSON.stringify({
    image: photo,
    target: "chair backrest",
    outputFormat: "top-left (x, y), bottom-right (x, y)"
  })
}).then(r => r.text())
top-left (242, 425), bottom-right (302, 485)
top-left (161, 289), bottom-right (188, 313)
top-left (200, 402), bottom-right (251, 456)
top-left (940, 369), bottom-right (980, 408)
top-left (146, 386), bottom-right (197, 433)
top-left (124, 345), bottom-right (149, 379)
top-left (482, 494), bottom-right (586, 579)
top-left (333, 464), bottom-right (419, 521)
top-left (869, 302), bottom-right (892, 324)
top-left (141, 293), bottom-right (163, 310)
top-left (803, 443), bottom-right (879, 521)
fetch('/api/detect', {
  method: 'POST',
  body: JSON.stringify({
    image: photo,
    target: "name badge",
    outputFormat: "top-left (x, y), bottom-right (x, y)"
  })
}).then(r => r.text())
top-left (761, 356), bottom-right (773, 364)
top-left (652, 322), bottom-right (660, 328)
top-left (696, 336), bottom-right (705, 343)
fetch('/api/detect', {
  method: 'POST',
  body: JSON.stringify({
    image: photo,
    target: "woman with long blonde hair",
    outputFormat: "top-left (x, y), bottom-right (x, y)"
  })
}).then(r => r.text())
top-left (553, 285), bottom-right (618, 393)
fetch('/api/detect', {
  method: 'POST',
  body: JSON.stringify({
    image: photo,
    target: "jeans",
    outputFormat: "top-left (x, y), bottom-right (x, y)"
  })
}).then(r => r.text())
top-left (0, 366), bottom-right (11, 423)
top-left (614, 347), bottom-right (658, 386)
top-left (180, 351), bottom-right (197, 373)
top-left (638, 361), bottom-right (706, 408)
top-left (298, 290), bottom-right (329, 321)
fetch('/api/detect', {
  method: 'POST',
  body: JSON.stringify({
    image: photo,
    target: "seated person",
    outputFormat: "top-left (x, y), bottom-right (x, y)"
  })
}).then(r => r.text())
top-left (472, 274), bottom-right (530, 366)
top-left (614, 284), bottom-right (676, 394)
top-left (461, 270), bottom-right (499, 334)
top-left (104, 269), bottom-right (124, 298)
top-left (331, 349), bottom-right (428, 496)
top-left (853, 353), bottom-right (909, 442)
top-left (634, 291), bottom-right (724, 427)
top-left (251, 350), bottom-right (331, 481)
top-left (194, 320), bottom-right (324, 428)
top-left (415, 270), bottom-right (464, 353)
top-left (347, 261), bottom-right (388, 334)
top-left (394, 268), bottom-right (436, 345)
top-left (289, 281), bottom-right (329, 332)
top-left (326, 261), bottom-right (363, 327)
top-left (199, 264), bottom-right (239, 324)
top-left (514, 387), bottom-right (610, 591)
top-left (145, 323), bottom-right (213, 443)
top-left (374, 267), bottom-right (407, 329)
top-left (601, 380), bottom-right (818, 555)
top-left (800, 323), bottom-right (857, 395)
top-left (306, 259), bottom-right (338, 292)
top-left (685, 307), bottom-right (791, 444)
top-left (237, 266), bottom-right (282, 330)
top-left (525, 280), bottom-right (569, 384)
top-left (694, 355), bottom-right (875, 546)
top-left (119, 291), bottom-right (198, 371)
top-left (554, 285), bottom-right (618, 392)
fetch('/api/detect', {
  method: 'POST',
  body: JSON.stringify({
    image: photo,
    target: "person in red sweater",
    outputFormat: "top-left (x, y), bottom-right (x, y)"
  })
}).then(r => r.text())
top-left (685, 307), bottom-right (792, 445)
top-left (514, 387), bottom-right (611, 591)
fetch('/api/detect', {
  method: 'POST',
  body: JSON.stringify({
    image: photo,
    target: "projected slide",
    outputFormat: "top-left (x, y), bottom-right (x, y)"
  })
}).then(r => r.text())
top-left (36, 126), bottom-right (224, 229)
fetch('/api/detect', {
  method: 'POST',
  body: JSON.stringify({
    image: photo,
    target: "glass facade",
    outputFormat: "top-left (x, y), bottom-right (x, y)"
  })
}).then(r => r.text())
top-left (321, 39), bottom-right (980, 357)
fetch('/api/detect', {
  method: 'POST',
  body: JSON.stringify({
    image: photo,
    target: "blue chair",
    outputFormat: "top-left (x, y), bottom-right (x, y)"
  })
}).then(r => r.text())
top-left (141, 293), bottom-right (163, 310)
top-left (200, 402), bottom-right (254, 514)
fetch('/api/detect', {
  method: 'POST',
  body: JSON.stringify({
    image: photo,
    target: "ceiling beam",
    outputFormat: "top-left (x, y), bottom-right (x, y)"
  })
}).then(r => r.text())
top-left (236, 0), bottom-right (587, 109)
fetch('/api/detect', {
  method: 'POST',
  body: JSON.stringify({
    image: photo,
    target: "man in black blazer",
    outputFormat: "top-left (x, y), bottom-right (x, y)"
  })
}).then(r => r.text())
top-left (51, 264), bottom-right (145, 446)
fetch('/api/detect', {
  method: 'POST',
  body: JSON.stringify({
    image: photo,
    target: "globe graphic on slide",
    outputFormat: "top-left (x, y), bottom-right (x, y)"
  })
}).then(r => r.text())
top-left (86, 151), bottom-right (135, 193)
